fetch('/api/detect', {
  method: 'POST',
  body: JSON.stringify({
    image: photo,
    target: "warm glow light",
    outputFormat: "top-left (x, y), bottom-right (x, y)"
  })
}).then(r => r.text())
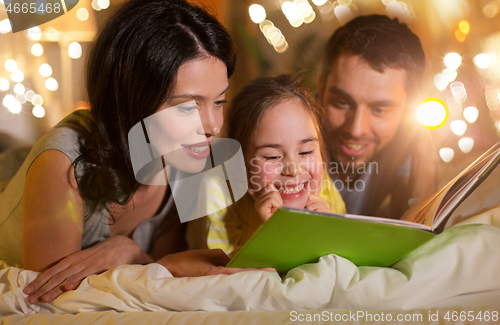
top-left (282, 2), bottom-right (304, 27)
top-left (92, 0), bottom-right (102, 11)
top-left (68, 42), bottom-right (83, 59)
top-left (443, 68), bottom-right (457, 82)
top-left (417, 98), bottom-right (448, 129)
top-left (16, 94), bottom-right (26, 104)
top-left (474, 53), bottom-right (491, 69)
top-left (458, 137), bottom-right (474, 153)
top-left (8, 101), bottom-right (22, 114)
top-left (13, 83), bottom-right (25, 95)
top-left (249, 4), bottom-right (266, 24)
top-left (45, 78), bottom-right (59, 91)
top-left (4, 59), bottom-right (17, 72)
top-left (32, 105), bottom-right (46, 118)
top-left (2, 95), bottom-right (15, 108)
top-left (483, 3), bottom-right (499, 18)
top-left (497, 121), bottom-right (500, 131)
top-left (455, 30), bottom-right (466, 42)
top-left (39, 63), bottom-right (52, 77)
top-left (312, 0), bottom-right (327, 5)
top-left (0, 78), bottom-right (9, 91)
top-left (25, 90), bottom-right (35, 102)
top-left (0, 19), bottom-right (12, 34)
top-left (463, 106), bottom-right (479, 123)
top-left (27, 26), bottom-right (42, 40)
top-left (450, 120), bottom-right (467, 136)
top-left (335, 5), bottom-right (353, 25)
top-left (45, 27), bottom-right (59, 41)
top-left (31, 43), bottom-right (43, 56)
top-left (32, 94), bottom-right (43, 106)
top-left (11, 70), bottom-right (24, 83)
top-left (97, 0), bottom-right (110, 10)
top-left (77, 8), bottom-right (90, 21)
top-left (433, 73), bottom-right (448, 91)
top-left (444, 52), bottom-right (462, 70)
top-left (439, 148), bottom-right (454, 163)
top-left (459, 20), bottom-right (470, 34)
top-left (274, 41), bottom-right (289, 53)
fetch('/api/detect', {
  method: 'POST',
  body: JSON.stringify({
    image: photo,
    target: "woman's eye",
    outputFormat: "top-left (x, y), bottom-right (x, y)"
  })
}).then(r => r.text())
top-left (263, 156), bottom-right (280, 161)
top-left (215, 99), bottom-right (227, 107)
top-left (299, 150), bottom-right (313, 156)
top-left (177, 106), bottom-right (197, 113)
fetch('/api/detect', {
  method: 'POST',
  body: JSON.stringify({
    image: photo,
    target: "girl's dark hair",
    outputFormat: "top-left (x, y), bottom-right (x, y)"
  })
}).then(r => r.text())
top-left (227, 74), bottom-right (327, 162)
top-left (74, 0), bottom-right (235, 216)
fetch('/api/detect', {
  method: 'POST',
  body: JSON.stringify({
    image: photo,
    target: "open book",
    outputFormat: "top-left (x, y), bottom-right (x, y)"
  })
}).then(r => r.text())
top-left (227, 142), bottom-right (500, 273)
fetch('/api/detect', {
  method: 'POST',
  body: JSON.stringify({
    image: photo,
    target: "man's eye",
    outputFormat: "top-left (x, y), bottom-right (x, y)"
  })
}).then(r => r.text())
top-left (372, 107), bottom-right (388, 115)
top-left (331, 97), bottom-right (349, 109)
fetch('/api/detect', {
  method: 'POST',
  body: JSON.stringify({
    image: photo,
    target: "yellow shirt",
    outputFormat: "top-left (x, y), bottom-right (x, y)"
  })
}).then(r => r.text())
top-left (186, 170), bottom-right (346, 257)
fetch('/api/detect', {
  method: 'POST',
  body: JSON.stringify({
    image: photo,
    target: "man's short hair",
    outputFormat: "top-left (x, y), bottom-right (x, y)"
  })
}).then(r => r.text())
top-left (320, 14), bottom-right (425, 97)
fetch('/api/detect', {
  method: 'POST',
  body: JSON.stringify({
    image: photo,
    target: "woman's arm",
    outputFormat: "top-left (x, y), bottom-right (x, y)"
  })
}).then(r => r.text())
top-left (22, 150), bottom-right (150, 303)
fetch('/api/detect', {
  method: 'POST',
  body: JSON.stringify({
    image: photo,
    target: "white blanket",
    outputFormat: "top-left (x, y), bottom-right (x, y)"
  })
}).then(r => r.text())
top-left (2, 208), bottom-right (500, 316)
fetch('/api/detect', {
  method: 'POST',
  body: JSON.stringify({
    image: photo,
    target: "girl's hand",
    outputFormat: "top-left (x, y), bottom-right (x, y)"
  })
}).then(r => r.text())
top-left (23, 235), bottom-right (152, 304)
top-left (305, 195), bottom-right (331, 213)
top-left (156, 249), bottom-right (273, 276)
top-left (248, 184), bottom-right (283, 222)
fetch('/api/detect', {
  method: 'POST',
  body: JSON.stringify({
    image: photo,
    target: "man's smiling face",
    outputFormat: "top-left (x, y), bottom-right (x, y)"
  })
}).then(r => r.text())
top-left (319, 54), bottom-right (408, 176)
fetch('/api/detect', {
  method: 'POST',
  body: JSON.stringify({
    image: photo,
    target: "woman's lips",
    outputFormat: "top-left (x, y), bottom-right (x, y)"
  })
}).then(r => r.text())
top-left (181, 141), bottom-right (210, 159)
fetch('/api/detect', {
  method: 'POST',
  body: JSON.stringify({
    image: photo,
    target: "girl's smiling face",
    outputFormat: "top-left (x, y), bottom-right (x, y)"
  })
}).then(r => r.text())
top-left (246, 98), bottom-right (324, 209)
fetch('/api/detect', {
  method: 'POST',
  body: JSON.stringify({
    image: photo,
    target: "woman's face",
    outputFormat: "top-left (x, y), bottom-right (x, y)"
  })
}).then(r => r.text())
top-left (145, 56), bottom-right (229, 174)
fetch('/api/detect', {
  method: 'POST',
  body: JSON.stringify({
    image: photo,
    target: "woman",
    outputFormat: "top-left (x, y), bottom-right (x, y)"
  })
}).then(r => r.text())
top-left (0, 0), bottom-right (246, 304)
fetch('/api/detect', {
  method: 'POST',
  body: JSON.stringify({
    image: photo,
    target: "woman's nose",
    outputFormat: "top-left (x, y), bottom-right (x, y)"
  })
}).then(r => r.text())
top-left (199, 106), bottom-right (222, 137)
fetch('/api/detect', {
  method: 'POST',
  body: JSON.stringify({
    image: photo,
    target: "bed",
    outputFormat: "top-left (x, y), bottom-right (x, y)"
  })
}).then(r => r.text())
top-left (1, 205), bottom-right (500, 324)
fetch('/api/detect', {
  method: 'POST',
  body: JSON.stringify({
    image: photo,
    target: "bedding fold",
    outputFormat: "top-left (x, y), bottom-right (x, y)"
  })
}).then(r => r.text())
top-left (1, 208), bottom-right (500, 316)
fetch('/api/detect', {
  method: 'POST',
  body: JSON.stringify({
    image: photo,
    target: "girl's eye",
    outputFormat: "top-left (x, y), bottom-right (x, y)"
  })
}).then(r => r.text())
top-left (215, 99), bottom-right (227, 107)
top-left (263, 156), bottom-right (280, 161)
top-left (299, 150), bottom-right (313, 156)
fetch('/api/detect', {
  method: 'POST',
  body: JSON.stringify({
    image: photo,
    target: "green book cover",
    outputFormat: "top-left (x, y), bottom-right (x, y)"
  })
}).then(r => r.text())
top-left (227, 207), bottom-right (436, 273)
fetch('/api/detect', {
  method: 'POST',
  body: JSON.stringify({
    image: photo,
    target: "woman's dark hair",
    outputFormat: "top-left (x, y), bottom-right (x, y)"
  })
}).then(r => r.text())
top-left (227, 74), bottom-right (327, 162)
top-left (75, 0), bottom-right (235, 217)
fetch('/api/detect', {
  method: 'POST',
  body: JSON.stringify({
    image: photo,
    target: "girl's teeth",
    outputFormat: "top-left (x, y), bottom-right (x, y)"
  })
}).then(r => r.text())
top-left (279, 182), bottom-right (305, 194)
top-left (189, 146), bottom-right (208, 152)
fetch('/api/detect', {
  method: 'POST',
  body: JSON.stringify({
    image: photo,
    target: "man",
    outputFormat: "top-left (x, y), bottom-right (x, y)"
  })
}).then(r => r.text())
top-left (318, 15), bottom-right (437, 219)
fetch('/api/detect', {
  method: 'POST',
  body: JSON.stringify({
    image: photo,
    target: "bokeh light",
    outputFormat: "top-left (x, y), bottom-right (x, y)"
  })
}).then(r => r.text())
top-left (45, 78), bottom-right (59, 91)
top-left (13, 83), bottom-right (25, 95)
top-left (11, 70), bottom-right (24, 83)
top-left (416, 98), bottom-right (448, 129)
top-left (450, 120), bottom-right (467, 136)
top-left (433, 73), bottom-right (448, 91)
top-left (39, 63), bottom-right (52, 77)
top-left (463, 106), bottom-right (479, 123)
top-left (0, 19), bottom-right (12, 34)
top-left (27, 26), bottom-right (42, 40)
top-left (68, 42), bottom-right (82, 59)
top-left (32, 105), bottom-right (46, 118)
top-left (44, 27), bottom-right (59, 41)
top-left (0, 78), bottom-right (9, 91)
top-left (439, 148), bottom-right (454, 163)
top-left (444, 52), bottom-right (462, 70)
top-left (249, 4), bottom-right (266, 24)
top-left (474, 54), bottom-right (491, 69)
top-left (31, 43), bottom-right (43, 56)
top-left (77, 8), bottom-right (90, 21)
top-left (4, 59), bottom-right (17, 72)
top-left (458, 137), bottom-right (474, 153)
top-left (459, 20), bottom-right (470, 34)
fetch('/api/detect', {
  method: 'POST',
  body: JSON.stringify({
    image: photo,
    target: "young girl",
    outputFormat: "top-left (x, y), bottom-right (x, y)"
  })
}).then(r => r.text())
top-left (187, 75), bottom-right (346, 257)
